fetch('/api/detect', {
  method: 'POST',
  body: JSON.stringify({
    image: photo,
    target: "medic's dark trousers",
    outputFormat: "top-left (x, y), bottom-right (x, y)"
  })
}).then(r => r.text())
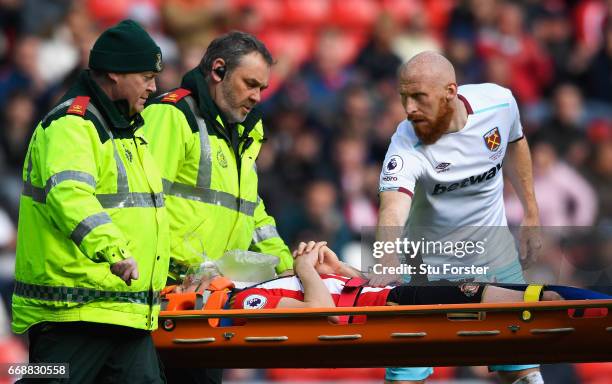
top-left (20, 321), bottom-right (165, 384)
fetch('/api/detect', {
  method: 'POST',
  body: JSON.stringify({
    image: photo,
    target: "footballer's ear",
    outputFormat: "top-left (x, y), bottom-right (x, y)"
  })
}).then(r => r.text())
top-left (446, 82), bottom-right (458, 100)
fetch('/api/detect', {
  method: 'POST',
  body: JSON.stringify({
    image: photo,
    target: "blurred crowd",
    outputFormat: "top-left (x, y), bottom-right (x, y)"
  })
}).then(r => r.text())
top-left (0, 0), bottom-right (611, 382)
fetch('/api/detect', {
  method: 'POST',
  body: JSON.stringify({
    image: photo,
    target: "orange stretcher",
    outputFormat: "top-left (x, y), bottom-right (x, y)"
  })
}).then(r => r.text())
top-left (153, 292), bottom-right (612, 368)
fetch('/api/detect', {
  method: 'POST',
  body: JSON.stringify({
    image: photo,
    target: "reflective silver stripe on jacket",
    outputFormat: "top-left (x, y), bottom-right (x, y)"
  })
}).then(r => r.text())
top-left (23, 181), bottom-right (163, 209)
top-left (24, 169), bottom-right (96, 203)
top-left (22, 181), bottom-right (46, 203)
top-left (184, 96), bottom-right (212, 189)
top-left (252, 224), bottom-right (281, 245)
top-left (86, 103), bottom-right (129, 194)
top-left (162, 178), bottom-right (173, 194)
top-left (25, 142), bottom-right (35, 193)
top-left (96, 192), bottom-right (164, 209)
top-left (165, 96), bottom-right (258, 215)
top-left (46, 170), bottom-right (96, 194)
top-left (71, 212), bottom-right (112, 245)
top-left (22, 101), bottom-right (162, 209)
top-left (42, 98), bottom-right (75, 122)
top-left (14, 281), bottom-right (161, 305)
top-left (163, 179), bottom-right (257, 216)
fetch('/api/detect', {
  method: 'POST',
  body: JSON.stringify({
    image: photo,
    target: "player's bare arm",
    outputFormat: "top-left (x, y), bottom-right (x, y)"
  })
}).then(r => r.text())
top-left (369, 190), bottom-right (413, 286)
top-left (504, 137), bottom-right (542, 267)
top-left (279, 242), bottom-right (336, 309)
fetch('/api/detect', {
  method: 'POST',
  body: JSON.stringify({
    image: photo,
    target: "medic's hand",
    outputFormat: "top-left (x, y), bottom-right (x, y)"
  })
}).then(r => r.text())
top-left (111, 257), bottom-right (139, 286)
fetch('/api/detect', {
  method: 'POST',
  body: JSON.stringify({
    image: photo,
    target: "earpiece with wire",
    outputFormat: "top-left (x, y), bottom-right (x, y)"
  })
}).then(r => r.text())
top-left (213, 66), bottom-right (226, 80)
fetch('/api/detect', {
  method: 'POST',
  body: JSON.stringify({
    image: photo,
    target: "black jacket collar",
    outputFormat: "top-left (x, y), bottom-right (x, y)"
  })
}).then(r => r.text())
top-left (64, 70), bottom-right (144, 131)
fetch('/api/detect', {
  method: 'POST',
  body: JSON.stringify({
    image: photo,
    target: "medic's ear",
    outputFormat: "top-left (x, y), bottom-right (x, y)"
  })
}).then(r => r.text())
top-left (211, 58), bottom-right (227, 82)
top-left (214, 66), bottom-right (226, 80)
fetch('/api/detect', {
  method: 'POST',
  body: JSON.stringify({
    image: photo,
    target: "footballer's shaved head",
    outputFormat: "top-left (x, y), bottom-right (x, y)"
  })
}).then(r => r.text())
top-left (399, 51), bottom-right (456, 87)
top-left (397, 51), bottom-right (465, 145)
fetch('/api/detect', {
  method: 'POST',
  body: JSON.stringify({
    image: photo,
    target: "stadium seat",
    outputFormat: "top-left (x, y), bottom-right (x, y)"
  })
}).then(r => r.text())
top-left (0, 337), bottom-right (27, 384)
top-left (339, 31), bottom-right (368, 66)
top-left (423, 0), bottom-right (455, 33)
top-left (281, 0), bottom-right (330, 27)
top-left (381, 0), bottom-right (420, 25)
top-left (87, 0), bottom-right (131, 28)
top-left (330, 0), bottom-right (381, 29)
top-left (232, 0), bottom-right (284, 26)
top-left (575, 362), bottom-right (612, 384)
top-left (258, 28), bottom-right (315, 67)
top-left (266, 368), bottom-right (386, 381)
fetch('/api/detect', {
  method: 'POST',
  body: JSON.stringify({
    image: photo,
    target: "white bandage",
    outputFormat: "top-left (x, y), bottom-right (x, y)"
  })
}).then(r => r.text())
top-left (512, 371), bottom-right (544, 384)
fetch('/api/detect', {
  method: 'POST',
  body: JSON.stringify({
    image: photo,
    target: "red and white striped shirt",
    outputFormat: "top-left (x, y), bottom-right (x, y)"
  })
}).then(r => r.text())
top-left (230, 274), bottom-right (393, 310)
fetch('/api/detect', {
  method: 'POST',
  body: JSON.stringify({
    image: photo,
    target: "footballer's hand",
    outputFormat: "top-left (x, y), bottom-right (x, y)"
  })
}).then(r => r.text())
top-left (367, 272), bottom-right (403, 287)
top-left (293, 241), bottom-right (326, 259)
top-left (111, 257), bottom-right (139, 286)
top-left (315, 246), bottom-right (343, 274)
top-left (294, 241), bottom-right (328, 268)
top-left (519, 218), bottom-right (542, 269)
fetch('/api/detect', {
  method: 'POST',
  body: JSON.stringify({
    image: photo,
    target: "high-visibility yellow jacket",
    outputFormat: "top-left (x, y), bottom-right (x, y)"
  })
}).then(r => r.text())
top-left (12, 71), bottom-right (169, 334)
top-left (142, 68), bottom-right (292, 279)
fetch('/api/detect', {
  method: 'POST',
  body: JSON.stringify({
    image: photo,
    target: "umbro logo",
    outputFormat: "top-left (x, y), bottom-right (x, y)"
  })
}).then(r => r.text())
top-left (435, 162), bottom-right (451, 173)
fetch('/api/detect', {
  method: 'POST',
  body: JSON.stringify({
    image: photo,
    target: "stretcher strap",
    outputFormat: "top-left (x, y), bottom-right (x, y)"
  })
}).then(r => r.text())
top-left (204, 290), bottom-right (230, 327)
top-left (522, 284), bottom-right (543, 321)
top-left (203, 277), bottom-right (234, 327)
top-left (547, 285), bottom-right (612, 300)
top-left (337, 278), bottom-right (368, 324)
top-left (208, 276), bottom-right (234, 291)
top-left (547, 286), bottom-right (612, 318)
top-left (524, 285), bottom-right (544, 302)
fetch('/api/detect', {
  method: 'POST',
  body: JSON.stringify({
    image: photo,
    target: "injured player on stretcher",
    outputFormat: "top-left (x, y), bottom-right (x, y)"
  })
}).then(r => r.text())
top-left (175, 241), bottom-right (612, 315)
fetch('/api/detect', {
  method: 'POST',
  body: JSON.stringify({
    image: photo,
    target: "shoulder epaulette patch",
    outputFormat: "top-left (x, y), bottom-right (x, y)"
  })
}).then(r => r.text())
top-left (161, 88), bottom-right (191, 103)
top-left (66, 96), bottom-right (90, 116)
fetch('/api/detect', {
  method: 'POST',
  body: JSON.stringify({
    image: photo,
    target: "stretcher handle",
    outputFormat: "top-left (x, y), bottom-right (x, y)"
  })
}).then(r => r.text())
top-left (173, 337), bottom-right (216, 344)
top-left (530, 327), bottom-right (575, 334)
top-left (318, 334), bottom-right (362, 341)
top-left (245, 336), bottom-right (289, 342)
top-left (391, 332), bottom-right (427, 338)
top-left (457, 330), bottom-right (501, 336)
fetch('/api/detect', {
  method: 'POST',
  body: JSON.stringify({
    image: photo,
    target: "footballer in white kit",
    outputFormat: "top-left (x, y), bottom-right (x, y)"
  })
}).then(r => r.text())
top-left (380, 83), bottom-right (525, 280)
top-left (378, 52), bottom-right (542, 384)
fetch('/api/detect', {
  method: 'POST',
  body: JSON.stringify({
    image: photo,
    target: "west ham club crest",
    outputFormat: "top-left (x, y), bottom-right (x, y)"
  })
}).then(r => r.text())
top-left (483, 127), bottom-right (501, 152)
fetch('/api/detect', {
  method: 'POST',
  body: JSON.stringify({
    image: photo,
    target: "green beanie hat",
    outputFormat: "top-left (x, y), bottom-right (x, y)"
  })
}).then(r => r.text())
top-left (89, 19), bottom-right (163, 73)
